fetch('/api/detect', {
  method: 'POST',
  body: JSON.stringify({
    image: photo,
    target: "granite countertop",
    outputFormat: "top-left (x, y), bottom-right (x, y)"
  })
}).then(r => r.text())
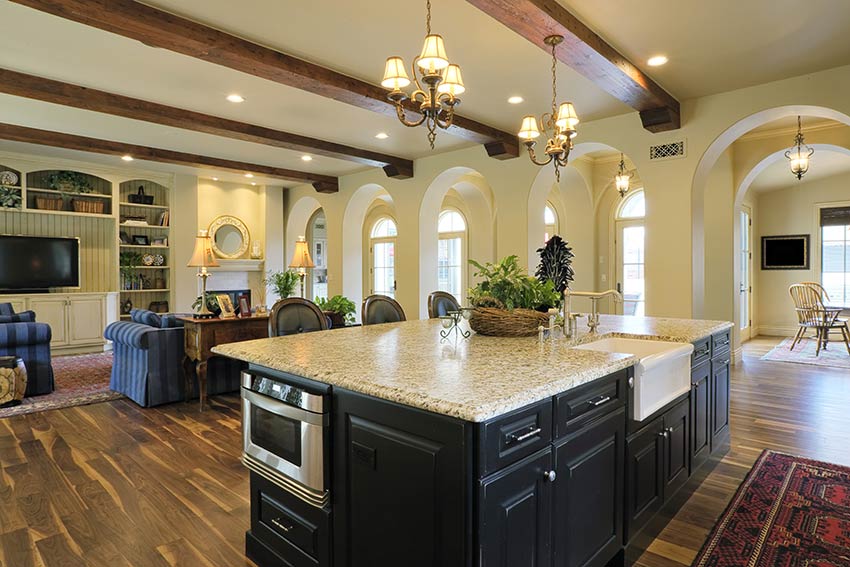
top-left (213, 314), bottom-right (732, 422)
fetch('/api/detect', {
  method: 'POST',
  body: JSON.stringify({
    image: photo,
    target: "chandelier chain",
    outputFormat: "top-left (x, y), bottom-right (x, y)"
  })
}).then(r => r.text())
top-left (426, 0), bottom-right (431, 35)
top-left (551, 40), bottom-right (557, 117)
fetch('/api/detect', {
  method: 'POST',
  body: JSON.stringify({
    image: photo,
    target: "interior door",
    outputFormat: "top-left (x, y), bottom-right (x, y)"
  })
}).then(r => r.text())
top-left (739, 208), bottom-right (753, 341)
top-left (616, 220), bottom-right (645, 316)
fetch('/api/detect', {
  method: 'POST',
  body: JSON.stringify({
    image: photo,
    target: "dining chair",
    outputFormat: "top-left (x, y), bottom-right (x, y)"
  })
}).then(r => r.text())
top-left (269, 298), bottom-right (329, 337)
top-left (427, 291), bottom-right (461, 319)
top-left (362, 295), bottom-right (406, 326)
top-left (788, 284), bottom-right (850, 355)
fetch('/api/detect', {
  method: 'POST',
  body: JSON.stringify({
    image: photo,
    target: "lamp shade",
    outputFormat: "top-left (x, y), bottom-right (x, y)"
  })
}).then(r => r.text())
top-left (518, 115), bottom-right (541, 140)
top-left (381, 56), bottom-right (411, 90)
top-left (289, 238), bottom-right (315, 269)
top-left (437, 64), bottom-right (465, 95)
top-left (187, 230), bottom-right (219, 268)
top-left (555, 102), bottom-right (579, 130)
top-left (418, 34), bottom-right (449, 72)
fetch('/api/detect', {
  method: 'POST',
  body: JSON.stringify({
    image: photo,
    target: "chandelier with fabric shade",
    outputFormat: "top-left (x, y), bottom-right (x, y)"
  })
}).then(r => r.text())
top-left (380, 0), bottom-right (464, 149)
top-left (187, 230), bottom-right (220, 319)
top-left (518, 35), bottom-right (579, 182)
top-left (786, 116), bottom-right (814, 180)
top-left (289, 236), bottom-right (315, 298)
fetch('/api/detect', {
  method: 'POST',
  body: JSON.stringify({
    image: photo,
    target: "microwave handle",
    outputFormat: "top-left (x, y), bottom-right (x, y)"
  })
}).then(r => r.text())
top-left (242, 389), bottom-right (327, 427)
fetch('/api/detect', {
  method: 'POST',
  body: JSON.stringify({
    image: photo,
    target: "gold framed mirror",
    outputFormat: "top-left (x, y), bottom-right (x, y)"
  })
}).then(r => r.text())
top-left (208, 215), bottom-right (250, 259)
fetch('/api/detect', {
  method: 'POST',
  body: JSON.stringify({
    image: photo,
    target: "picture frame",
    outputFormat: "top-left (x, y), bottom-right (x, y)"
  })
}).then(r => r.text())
top-left (237, 294), bottom-right (251, 317)
top-left (216, 294), bottom-right (236, 319)
top-left (152, 237), bottom-right (167, 246)
top-left (132, 235), bottom-right (150, 246)
top-left (761, 234), bottom-right (810, 270)
top-left (119, 231), bottom-right (130, 244)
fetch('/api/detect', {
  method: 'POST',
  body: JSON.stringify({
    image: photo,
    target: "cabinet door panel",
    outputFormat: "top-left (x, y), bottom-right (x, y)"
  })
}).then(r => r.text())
top-left (663, 399), bottom-right (690, 501)
top-left (479, 449), bottom-right (552, 567)
top-left (28, 297), bottom-right (68, 345)
top-left (554, 407), bottom-right (625, 567)
top-left (68, 297), bottom-right (104, 345)
top-left (690, 361), bottom-right (711, 472)
top-left (625, 417), bottom-right (664, 542)
top-left (711, 357), bottom-right (731, 452)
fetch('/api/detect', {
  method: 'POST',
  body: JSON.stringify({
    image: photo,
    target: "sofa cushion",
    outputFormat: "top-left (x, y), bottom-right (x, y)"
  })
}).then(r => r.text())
top-left (130, 309), bottom-right (162, 328)
top-left (0, 311), bottom-right (36, 323)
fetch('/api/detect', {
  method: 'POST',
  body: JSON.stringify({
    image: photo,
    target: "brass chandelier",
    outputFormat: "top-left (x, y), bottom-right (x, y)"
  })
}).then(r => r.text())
top-left (518, 35), bottom-right (579, 182)
top-left (380, 0), bottom-right (465, 149)
top-left (785, 116), bottom-right (814, 180)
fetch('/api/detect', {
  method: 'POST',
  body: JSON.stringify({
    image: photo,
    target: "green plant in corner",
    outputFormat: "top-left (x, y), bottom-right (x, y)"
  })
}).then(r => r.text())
top-left (315, 295), bottom-right (356, 324)
top-left (191, 292), bottom-right (222, 315)
top-left (264, 270), bottom-right (300, 299)
top-left (0, 186), bottom-right (22, 208)
top-left (46, 171), bottom-right (94, 195)
top-left (468, 255), bottom-right (560, 311)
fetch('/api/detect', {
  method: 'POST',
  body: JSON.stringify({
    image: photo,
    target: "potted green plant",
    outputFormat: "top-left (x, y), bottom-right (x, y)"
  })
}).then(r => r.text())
top-left (192, 292), bottom-right (222, 316)
top-left (119, 251), bottom-right (143, 290)
top-left (0, 186), bottom-right (22, 209)
top-left (264, 270), bottom-right (300, 300)
top-left (467, 255), bottom-right (560, 336)
top-left (47, 171), bottom-right (94, 194)
top-left (315, 295), bottom-right (356, 327)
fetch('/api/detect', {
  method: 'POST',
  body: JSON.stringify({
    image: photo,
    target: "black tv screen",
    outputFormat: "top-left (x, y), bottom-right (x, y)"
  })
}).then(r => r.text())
top-left (0, 235), bottom-right (80, 290)
top-left (761, 235), bottom-right (809, 270)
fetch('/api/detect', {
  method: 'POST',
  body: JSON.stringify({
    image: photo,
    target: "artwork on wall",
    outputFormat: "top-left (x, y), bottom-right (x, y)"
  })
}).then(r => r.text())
top-left (761, 234), bottom-right (810, 270)
top-left (216, 294), bottom-right (236, 318)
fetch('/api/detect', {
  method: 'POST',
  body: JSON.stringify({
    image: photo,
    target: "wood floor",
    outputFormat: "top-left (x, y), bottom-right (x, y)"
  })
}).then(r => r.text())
top-left (1, 336), bottom-right (848, 567)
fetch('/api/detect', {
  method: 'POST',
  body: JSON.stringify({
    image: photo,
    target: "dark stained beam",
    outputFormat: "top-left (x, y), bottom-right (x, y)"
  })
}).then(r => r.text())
top-left (10, 0), bottom-right (519, 158)
top-left (0, 68), bottom-right (413, 179)
top-left (0, 122), bottom-right (339, 193)
top-left (465, 0), bottom-right (681, 132)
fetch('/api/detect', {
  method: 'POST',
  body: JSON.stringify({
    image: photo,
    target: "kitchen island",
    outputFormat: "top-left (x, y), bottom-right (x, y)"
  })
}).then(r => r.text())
top-left (215, 314), bottom-right (733, 567)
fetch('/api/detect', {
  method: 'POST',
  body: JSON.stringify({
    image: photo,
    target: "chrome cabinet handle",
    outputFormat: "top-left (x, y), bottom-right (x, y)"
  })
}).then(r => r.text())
top-left (542, 470), bottom-right (557, 482)
top-left (510, 427), bottom-right (542, 443)
top-left (658, 430), bottom-right (669, 438)
top-left (587, 395), bottom-right (612, 407)
top-left (270, 518), bottom-right (293, 532)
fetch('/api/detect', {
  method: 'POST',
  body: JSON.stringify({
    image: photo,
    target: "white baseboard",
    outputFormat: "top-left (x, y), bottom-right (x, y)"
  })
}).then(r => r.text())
top-left (754, 325), bottom-right (798, 337)
top-left (731, 347), bottom-right (743, 366)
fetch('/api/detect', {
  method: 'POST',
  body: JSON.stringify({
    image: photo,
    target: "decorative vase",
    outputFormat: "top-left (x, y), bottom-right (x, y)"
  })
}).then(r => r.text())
top-left (251, 240), bottom-right (262, 259)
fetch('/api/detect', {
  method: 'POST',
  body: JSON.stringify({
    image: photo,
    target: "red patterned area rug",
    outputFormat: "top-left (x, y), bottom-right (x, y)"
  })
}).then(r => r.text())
top-left (0, 352), bottom-right (121, 419)
top-left (693, 450), bottom-right (850, 567)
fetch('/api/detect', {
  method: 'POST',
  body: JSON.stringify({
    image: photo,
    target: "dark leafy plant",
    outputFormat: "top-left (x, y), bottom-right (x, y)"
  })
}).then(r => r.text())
top-left (468, 255), bottom-right (560, 311)
top-left (264, 270), bottom-right (300, 298)
top-left (315, 295), bottom-right (356, 324)
top-left (0, 186), bottom-right (22, 208)
top-left (191, 292), bottom-right (222, 315)
top-left (535, 235), bottom-right (574, 296)
top-left (46, 171), bottom-right (93, 194)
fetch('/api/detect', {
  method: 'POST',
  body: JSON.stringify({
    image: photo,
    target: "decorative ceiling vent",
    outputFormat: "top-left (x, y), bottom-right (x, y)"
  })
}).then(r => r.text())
top-left (649, 141), bottom-right (685, 161)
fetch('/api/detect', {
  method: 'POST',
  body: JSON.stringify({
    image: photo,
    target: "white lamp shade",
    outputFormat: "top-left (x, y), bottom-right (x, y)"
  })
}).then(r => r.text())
top-left (615, 173), bottom-right (630, 192)
top-left (187, 230), bottom-right (219, 268)
top-left (555, 102), bottom-right (579, 129)
top-left (289, 239), bottom-right (315, 269)
top-left (518, 115), bottom-right (541, 140)
top-left (381, 57), bottom-right (411, 90)
top-left (437, 64), bottom-right (465, 95)
top-left (418, 34), bottom-right (449, 72)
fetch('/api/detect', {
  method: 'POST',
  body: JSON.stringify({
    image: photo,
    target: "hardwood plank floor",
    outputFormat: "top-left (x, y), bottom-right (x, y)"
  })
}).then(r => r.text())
top-left (0, 336), bottom-right (847, 566)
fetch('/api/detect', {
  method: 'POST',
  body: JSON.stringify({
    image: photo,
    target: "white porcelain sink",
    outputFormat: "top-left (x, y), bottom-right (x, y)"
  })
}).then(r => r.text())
top-left (574, 338), bottom-right (694, 422)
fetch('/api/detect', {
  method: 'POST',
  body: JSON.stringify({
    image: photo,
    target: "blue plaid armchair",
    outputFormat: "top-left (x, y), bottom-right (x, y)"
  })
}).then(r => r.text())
top-left (0, 303), bottom-right (55, 396)
top-left (104, 309), bottom-right (242, 407)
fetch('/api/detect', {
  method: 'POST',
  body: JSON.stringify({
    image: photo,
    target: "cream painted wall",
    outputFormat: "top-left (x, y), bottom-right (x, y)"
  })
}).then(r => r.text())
top-left (755, 171), bottom-right (850, 334)
top-left (197, 180), bottom-right (266, 255)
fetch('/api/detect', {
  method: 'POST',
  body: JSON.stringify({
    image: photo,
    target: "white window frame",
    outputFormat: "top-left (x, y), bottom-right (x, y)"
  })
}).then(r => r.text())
top-left (814, 199), bottom-right (850, 307)
top-left (544, 201), bottom-right (559, 242)
top-left (437, 208), bottom-right (467, 302)
top-left (369, 216), bottom-right (398, 297)
top-left (614, 189), bottom-right (646, 316)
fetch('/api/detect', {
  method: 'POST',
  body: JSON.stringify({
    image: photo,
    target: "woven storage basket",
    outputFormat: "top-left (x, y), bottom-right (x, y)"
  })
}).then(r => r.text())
top-left (469, 306), bottom-right (550, 337)
top-left (35, 196), bottom-right (63, 210)
top-left (72, 198), bottom-right (105, 214)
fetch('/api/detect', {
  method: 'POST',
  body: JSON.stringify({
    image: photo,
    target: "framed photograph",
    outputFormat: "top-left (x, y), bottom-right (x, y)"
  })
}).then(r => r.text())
top-left (237, 294), bottom-right (251, 317)
top-left (216, 294), bottom-right (236, 318)
top-left (761, 234), bottom-right (810, 270)
top-left (119, 231), bottom-right (130, 244)
top-left (152, 237), bottom-right (167, 246)
top-left (132, 235), bottom-right (150, 246)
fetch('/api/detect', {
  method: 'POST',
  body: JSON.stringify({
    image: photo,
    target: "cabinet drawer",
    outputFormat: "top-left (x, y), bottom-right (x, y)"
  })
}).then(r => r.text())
top-left (712, 329), bottom-right (731, 358)
top-left (691, 337), bottom-right (711, 368)
top-left (258, 493), bottom-right (320, 558)
top-left (554, 369), bottom-right (627, 438)
top-left (477, 399), bottom-right (552, 477)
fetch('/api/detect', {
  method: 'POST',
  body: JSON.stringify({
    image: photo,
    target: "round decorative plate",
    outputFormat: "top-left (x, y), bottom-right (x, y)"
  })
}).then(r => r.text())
top-left (153, 254), bottom-right (165, 266)
top-left (142, 253), bottom-right (155, 266)
top-left (0, 171), bottom-right (18, 186)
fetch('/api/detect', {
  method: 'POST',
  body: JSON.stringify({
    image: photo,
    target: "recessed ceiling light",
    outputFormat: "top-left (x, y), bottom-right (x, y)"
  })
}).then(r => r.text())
top-left (507, 96), bottom-right (524, 104)
top-left (244, 173), bottom-right (254, 178)
top-left (121, 155), bottom-right (133, 162)
top-left (301, 155), bottom-right (313, 162)
top-left (375, 132), bottom-right (390, 139)
top-left (647, 55), bottom-right (668, 67)
top-left (212, 177), bottom-right (219, 181)
top-left (226, 94), bottom-right (245, 103)
top-left (251, 182), bottom-right (257, 186)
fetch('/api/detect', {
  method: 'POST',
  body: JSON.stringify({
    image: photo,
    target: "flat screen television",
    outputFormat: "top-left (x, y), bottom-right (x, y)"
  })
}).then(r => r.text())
top-left (761, 234), bottom-right (809, 270)
top-left (0, 235), bottom-right (80, 290)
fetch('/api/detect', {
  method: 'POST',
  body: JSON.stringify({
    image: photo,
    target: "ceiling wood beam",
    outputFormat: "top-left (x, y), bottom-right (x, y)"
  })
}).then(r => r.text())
top-left (0, 68), bottom-right (413, 179)
top-left (465, 0), bottom-right (681, 132)
top-left (10, 0), bottom-right (519, 158)
top-left (0, 122), bottom-right (339, 193)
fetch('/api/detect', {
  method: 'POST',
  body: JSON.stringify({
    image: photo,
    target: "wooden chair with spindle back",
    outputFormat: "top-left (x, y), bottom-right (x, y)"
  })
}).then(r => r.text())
top-left (788, 284), bottom-right (850, 355)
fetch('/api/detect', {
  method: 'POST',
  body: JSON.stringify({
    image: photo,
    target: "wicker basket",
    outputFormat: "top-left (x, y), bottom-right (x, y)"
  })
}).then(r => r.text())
top-left (72, 198), bottom-right (105, 214)
top-left (35, 196), bottom-right (64, 210)
top-left (469, 306), bottom-right (550, 337)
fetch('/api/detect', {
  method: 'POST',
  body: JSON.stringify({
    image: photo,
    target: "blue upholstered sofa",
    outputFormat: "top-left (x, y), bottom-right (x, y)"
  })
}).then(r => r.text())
top-left (0, 303), bottom-right (54, 396)
top-left (104, 309), bottom-right (242, 407)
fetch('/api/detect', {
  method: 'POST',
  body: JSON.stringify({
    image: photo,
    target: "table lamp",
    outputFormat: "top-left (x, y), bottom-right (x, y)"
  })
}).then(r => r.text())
top-left (289, 236), bottom-right (315, 298)
top-left (187, 229), bottom-right (220, 318)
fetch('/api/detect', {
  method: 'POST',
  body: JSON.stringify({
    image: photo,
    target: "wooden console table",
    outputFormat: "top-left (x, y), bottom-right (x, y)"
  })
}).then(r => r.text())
top-left (179, 315), bottom-right (269, 410)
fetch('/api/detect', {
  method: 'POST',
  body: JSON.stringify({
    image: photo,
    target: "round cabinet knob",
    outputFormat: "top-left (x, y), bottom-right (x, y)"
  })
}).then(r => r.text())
top-left (543, 470), bottom-right (557, 482)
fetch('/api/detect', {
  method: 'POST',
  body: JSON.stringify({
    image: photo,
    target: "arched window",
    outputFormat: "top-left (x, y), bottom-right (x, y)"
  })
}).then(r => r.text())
top-left (437, 209), bottom-right (467, 301)
top-left (544, 202), bottom-right (558, 242)
top-left (307, 210), bottom-right (328, 301)
top-left (615, 190), bottom-right (646, 316)
top-left (370, 217), bottom-right (397, 297)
